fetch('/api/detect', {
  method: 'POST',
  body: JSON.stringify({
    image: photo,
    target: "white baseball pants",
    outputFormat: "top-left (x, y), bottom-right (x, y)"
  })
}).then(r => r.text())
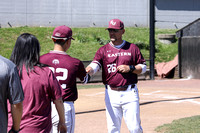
top-left (105, 84), bottom-right (143, 133)
top-left (51, 101), bottom-right (75, 133)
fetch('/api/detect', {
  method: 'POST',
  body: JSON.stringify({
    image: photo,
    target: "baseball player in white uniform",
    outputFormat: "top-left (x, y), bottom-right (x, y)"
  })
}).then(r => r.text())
top-left (86, 19), bottom-right (146, 133)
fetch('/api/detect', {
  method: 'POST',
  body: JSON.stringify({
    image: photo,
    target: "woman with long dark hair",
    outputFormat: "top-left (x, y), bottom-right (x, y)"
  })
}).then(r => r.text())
top-left (8, 33), bottom-right (67, 133)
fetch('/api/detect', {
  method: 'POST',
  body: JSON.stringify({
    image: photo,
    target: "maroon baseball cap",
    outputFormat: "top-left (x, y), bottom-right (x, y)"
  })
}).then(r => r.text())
top-left (52, 25), bottom-right (74, 40)
top-left (106, 19), bottom-right (124, 30)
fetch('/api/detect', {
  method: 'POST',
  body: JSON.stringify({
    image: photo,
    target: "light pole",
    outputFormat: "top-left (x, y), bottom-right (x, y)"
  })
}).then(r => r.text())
top-left (149, 0), bottom-right (155, 80)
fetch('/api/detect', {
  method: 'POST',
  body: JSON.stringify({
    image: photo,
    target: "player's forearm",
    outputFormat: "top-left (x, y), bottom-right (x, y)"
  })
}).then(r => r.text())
top-left (132, 64), bottom-right (146, 75)
top-left (132, 65), bottom-right (142, 74)
top-left (86, 62), bottom-right (100, 75)
top-left (54, 98), bottom-right (67, 133)
top-left (117, 64), bottom-right (146, 74)
top-left (11, 102), bottom-right (23, 131)
top-left (54, 98), bottom-right (65, 124)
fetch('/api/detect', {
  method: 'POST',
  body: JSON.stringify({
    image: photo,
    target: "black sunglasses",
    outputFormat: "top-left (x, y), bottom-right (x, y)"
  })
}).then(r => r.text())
top-left (108, 29), bottom-right (121, 33)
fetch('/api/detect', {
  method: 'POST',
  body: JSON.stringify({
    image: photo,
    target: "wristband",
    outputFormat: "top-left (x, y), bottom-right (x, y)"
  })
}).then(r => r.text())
top-left (129, 65), bottom-right (136, 73)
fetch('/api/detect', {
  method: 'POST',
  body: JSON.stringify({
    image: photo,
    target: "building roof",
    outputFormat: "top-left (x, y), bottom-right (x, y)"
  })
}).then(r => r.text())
top-left (176, 18), bottom-right (200, 38)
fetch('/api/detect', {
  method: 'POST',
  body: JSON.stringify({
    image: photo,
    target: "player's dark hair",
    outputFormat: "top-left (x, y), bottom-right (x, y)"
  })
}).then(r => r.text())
top-left (52, 38), bottom-right (68, 46)
top-left (10, 33), bottom-right (47, 78)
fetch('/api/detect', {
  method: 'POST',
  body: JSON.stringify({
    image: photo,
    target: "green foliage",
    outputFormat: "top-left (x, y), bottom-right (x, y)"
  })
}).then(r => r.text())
top-left (0, 26), bottom-right (178, 63)
top-left (125, 27), bottom-right (150, 51)
top-left (0, 26), bottom-right (54, 58)
top-left (155, 115), bottom-right (200, 133)
top-left (77, 84), bottom-right (104, 89)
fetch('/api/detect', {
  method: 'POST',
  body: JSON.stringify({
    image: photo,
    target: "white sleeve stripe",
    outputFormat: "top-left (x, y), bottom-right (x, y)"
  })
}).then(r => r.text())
top-left (89, 61), bottom-right (101, 74)
top-left (91, 61), bottom-right (101, 68)
top-left (138, 64), bottom-right (147, 74)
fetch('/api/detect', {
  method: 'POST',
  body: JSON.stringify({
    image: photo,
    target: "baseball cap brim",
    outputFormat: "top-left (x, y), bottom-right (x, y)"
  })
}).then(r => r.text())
top-left (51, 36), bottom-right (75, 40)
top-left (105, 27), bottom-right (123, 30)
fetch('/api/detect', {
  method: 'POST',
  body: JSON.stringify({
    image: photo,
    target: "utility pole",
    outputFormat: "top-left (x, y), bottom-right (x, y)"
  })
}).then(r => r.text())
top-left (149, 0), bottom-right (155, 80)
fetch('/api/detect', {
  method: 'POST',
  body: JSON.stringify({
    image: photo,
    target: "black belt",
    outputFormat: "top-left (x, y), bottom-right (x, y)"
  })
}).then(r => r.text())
top-left (107, 84), bottom-right (135, 91)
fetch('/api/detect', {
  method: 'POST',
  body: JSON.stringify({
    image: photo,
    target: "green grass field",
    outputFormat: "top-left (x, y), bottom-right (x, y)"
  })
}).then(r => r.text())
top-left (77, 84), bottom-right (104, 89)
top-left (155, 115), bottom-right (200, 133)
top-left (0, 26), bottom-right (178, 64)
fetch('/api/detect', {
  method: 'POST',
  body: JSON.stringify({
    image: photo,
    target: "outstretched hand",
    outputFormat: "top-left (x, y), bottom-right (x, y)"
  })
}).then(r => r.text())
top-left (86, 66), bottom-right (94, 75)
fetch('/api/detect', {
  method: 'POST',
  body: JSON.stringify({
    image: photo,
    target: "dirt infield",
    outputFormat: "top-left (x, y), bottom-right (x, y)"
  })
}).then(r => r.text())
top-left (74, 79), bottom-right (200, 133)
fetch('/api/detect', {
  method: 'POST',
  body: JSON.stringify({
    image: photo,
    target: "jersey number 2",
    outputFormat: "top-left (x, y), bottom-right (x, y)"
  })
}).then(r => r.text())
top-left (49, 67), bottom-right (68, 89)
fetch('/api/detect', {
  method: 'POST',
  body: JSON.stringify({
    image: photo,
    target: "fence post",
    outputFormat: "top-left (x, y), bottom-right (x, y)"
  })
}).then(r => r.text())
top-left (149, 0), bottom-right (155, 80)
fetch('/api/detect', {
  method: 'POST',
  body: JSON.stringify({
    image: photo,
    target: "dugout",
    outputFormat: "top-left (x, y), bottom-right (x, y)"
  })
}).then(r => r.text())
top-left (176, 18), bottom-right (200, 79)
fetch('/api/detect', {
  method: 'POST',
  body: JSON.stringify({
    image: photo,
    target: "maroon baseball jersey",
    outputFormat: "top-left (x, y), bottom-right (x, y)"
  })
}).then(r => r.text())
top-left (8, 66), bottom-right (62, 132)
top-left (92, 41), bottom-right (146, 87)
top-left (40, 51), bottom-right (87, 101)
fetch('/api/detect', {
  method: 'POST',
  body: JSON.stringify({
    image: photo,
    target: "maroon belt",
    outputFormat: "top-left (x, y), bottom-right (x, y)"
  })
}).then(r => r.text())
top-left (108, 84), bottom-right (135, 91)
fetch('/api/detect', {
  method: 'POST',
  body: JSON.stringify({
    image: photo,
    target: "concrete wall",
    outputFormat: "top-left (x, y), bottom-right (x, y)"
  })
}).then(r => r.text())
top-left (0, 0), bottom-right (200, 29)
top-left (155, 0), bottom-right (200, 29)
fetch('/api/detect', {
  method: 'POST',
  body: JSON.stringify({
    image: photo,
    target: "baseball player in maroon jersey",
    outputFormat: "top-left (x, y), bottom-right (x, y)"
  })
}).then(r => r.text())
top-left (86, 19), bottom-right (146, 133)
top-left (40, 25), bottom-right (90, 133)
